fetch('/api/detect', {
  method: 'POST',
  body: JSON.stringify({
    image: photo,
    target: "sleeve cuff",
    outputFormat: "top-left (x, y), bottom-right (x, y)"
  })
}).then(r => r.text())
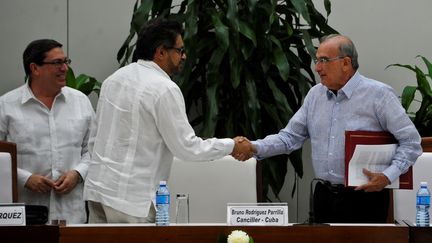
top-left (221, 138), bottom-right (235, 154)
top-left (73, 163), bottom-right (89, 180)
top-left (251, 141), bottom-right (263, 160)
top-left (382, 164), bottom-right (402, 183)
top-left (17, 168), bottom-right (32, 186)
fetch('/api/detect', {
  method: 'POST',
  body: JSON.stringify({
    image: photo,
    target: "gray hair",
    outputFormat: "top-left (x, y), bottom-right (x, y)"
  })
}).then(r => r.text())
top-left (320, 34), bottom-right (359, 70)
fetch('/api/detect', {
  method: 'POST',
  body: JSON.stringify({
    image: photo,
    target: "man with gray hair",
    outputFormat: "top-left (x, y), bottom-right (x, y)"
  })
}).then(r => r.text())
top-left (236, 34), bottom-right (422, 223)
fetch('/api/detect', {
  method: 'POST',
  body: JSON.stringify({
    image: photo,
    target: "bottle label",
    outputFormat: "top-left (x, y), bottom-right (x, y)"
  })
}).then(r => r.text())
top-left (417, 196), bottom-right (430, 205)
top-left (156, 195), bottom-right (170, 204)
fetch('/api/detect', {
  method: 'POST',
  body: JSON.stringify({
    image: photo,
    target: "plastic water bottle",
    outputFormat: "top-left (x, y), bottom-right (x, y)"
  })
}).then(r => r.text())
top-left (416, 181), bottom-right (430, 227)
top-left (155, 181), bottom-right (170, 226)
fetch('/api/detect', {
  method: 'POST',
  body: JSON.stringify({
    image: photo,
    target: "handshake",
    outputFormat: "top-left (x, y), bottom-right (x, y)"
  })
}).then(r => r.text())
top-left (231, 136), bottom-right (256, 161)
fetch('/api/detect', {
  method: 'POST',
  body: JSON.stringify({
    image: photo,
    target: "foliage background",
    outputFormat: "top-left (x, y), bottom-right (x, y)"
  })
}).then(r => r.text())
top-left (387, 56), bottom-right (432, 137)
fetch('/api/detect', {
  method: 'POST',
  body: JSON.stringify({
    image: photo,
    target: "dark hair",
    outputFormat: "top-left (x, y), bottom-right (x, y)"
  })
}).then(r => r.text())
top-left (320, 34), bottom-right (359, 70)
top-left (133, 18), bottom-right (183, 61)
top-left (23, 39), bottom-right (63, 76)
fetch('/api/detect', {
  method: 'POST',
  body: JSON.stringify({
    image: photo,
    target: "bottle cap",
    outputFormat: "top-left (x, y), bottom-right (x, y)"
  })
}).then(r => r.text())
top-left (420, 181), bottom-right (428, 186)
top-left (160, 180), bottom-right (167, 186)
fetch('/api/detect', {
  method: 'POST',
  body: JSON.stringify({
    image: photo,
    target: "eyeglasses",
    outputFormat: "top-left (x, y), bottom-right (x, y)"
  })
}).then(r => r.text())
top-left (314, 56), bottom-right (346, 64)
top-left (167, 47), bottom-right (186, 55)
top-left (41, 58), bottom-right (71, 67)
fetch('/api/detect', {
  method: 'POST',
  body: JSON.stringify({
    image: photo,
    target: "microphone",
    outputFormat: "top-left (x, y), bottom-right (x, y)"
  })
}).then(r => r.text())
top-left (294, 178), bottom-right (329, 226)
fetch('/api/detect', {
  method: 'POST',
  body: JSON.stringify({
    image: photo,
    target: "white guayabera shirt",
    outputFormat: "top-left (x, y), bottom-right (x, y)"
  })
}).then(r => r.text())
top-left (84, 60), bottom-right (234, 218)
top-left (0, 83), bottom-right (95, 223)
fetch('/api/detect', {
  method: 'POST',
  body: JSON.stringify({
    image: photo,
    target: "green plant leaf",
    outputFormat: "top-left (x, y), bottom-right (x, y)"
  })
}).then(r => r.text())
top-left (415, 67), bottom-right (432, 97)
top-left (238, 20), bottom-right (257, 47)
top-left (301, 30), bottom-right (317, 59)
top-left (66, 66), bottom-right (101, 96)
top-left (388, 56), bottom-right (432, 136)
top-left (75, 74), bottom-right (90, 89)
top-left (244, 77), bottom-right (261, 135)
top-left (211, 14), bottom-right (230, 51)
top-left (385, 63), bottom-right (416, 72)
top-left (267, 77), bottom-right (293, 118)
top-left (417, 55), bottom-right (432, 79)
top-left (66, 68), bottom-right (76, 88)
top-left (132, 0), bottom-right (153, 31)
top-left (269, 36), bottom-right (290, 81)
top-left (229, 46), bottom-right (242, 89)
top-left (291, 0), bottom-right (311, 24)
top-left (324, 0), bottom-right (332, 17)
top-left (401, 86), bottom-right (417, 111)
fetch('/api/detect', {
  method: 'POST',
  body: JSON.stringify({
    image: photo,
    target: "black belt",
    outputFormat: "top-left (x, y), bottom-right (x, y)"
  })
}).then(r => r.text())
top-left (318, 180), bottom-right (350, 194)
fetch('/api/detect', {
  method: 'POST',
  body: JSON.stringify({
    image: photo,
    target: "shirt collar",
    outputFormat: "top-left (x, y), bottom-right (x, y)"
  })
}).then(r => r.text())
top-left (137, 59), bottom-right (171, 80)
top-left (326, 71), bottom-right (361, 100)
top-left (21, 82), bottom-right (66, 104)
top-left (340, 71), bottom-right (361, 99)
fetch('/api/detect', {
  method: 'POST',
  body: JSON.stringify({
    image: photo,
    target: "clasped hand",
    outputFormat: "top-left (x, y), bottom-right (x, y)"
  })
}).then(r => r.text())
top-left (25, 170), bottom-right (81, 194)
top-left (231, 136), bottom-right (256, 161)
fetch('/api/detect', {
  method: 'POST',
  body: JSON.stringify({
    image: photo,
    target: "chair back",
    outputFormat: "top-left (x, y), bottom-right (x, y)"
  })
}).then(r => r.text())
top-left (0, 141), bottom-right (17, 203)
top-left (168, 156), bottom-right (257, 223)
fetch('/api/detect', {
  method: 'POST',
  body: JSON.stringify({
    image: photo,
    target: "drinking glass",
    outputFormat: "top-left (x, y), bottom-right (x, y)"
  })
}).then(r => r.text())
top-left (175, 193), bottom-right (190, 224)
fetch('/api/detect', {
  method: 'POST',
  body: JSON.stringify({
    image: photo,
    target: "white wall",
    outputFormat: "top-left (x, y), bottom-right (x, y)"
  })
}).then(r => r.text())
top-left (1, 0), bottom-right (431, 223)
top-left (0, 0), bottom-right (135, 99)
top-left (313, 0), bottom-right (432, 95)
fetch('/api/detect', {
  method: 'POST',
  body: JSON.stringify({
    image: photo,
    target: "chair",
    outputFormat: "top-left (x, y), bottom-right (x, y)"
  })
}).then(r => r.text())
top-left (168, 156), bottom-right (258, 223)
top-left (0, 140), bottom-right (18, 203)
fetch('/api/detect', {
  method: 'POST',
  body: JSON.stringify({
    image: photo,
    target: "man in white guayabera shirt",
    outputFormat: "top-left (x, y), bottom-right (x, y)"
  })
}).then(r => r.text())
top-left (0, 39), bottom-right (95, 223)
top-left (83, 18), bottom-right (254, 223)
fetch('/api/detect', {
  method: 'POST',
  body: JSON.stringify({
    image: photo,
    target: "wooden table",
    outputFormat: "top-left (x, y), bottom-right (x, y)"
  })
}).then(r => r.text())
top-left (0, 223), bottom-right (412, 243)
top-left (1, 225), bottom-right (58, 243)
top-left (403, 220), bottom-right (432, 243)
top-left (60, 224), bottom-right (408, 243)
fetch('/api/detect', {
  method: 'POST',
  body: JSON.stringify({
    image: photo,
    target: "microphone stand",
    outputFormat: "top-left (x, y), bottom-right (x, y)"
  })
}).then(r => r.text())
top-left (294, 178), bottom-right (330, 226)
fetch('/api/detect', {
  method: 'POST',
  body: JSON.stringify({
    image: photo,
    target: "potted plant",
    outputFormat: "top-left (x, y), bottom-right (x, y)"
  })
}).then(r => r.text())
top-left (387, 56), bottom-right (432, 150)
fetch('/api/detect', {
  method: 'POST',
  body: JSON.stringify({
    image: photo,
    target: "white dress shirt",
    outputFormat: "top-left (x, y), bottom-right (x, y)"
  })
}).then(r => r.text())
top-left (84, 60), bottom-right (234, 218)
top-left (0, 83), bottom-right (95, 223)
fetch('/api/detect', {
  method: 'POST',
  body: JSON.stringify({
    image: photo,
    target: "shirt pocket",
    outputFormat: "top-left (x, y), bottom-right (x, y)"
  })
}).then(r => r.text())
top-left (62, 118), bottom-right (90, 147)
top-left (7, 119), bottom-right (36, 152)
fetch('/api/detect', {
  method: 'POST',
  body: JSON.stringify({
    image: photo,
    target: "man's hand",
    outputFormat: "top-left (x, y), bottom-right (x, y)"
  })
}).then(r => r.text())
top-left (355, 168), bottom-right (390, 192)
top-left (53, 170), bottom-right (81, 194)
top-left (231, 136), bottom-right (256, 161)
top-left (25, 174), bottom-right (55, 193)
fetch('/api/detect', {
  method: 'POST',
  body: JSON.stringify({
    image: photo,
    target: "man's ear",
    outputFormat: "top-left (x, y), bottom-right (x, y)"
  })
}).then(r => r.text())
top-left (343, 57), bottom-right (352, 71)
top-left (29, 63), bottom-right (40, 76)
top-left (153, 45), bottom-right (166, 61)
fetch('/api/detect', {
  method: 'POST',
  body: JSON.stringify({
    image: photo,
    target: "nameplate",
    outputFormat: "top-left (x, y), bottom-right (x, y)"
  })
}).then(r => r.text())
top-left (0, 203), bottom-right (26, 226)
top-left (227, 203), bottom-right (288, 226)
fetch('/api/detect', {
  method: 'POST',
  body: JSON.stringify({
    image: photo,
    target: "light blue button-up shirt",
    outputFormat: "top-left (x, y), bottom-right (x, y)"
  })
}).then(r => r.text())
top-left (252, 71), bottom-right (422, 184)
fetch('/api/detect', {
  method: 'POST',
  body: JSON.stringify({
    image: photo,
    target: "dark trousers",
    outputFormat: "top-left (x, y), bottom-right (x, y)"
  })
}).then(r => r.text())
top-left (313, 181), bottom-right (390, 223)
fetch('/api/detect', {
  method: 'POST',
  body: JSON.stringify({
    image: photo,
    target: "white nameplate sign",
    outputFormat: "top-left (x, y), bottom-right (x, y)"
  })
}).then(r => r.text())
top-left (227, 203), bottom-right (288, 226)
top-left (0, 203), bottom-right (26, 226)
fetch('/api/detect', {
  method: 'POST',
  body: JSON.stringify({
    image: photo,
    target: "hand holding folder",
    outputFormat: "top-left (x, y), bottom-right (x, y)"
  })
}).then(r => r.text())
top-left (345, 131), bottom-right (413, 189)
